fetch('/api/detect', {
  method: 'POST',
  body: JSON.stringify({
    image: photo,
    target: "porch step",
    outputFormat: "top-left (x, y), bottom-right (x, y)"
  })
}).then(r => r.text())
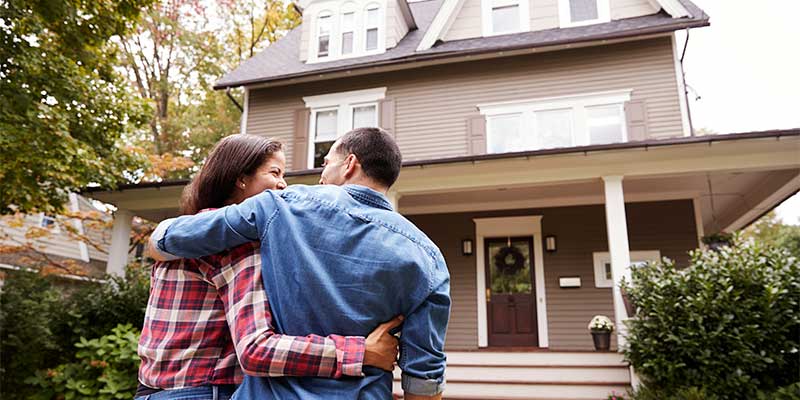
top-left (392, 351), bottom-right (631, 399)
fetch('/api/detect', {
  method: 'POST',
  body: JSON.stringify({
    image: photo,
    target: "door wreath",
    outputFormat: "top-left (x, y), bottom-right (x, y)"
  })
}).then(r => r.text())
top-left (493, 246), bottom-right (526, 275)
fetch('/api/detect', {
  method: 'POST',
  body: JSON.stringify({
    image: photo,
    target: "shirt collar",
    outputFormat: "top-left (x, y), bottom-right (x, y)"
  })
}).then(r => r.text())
top-left (343, 185), bottom-right (393, 211)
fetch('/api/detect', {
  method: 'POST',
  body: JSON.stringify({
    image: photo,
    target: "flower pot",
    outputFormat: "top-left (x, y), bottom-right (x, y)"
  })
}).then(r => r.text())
top-left (591, 331), bottom-right (611, 351)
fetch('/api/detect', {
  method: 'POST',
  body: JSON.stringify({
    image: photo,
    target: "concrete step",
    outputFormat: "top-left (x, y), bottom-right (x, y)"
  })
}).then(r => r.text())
top-left (392, 365), bottom-right (630, 384)
top-left (392, 380), bottom-right (629, 399)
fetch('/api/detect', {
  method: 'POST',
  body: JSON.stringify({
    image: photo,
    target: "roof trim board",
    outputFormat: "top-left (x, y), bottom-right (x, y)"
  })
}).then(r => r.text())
top-left (416, 0), bottom-right (464, 51)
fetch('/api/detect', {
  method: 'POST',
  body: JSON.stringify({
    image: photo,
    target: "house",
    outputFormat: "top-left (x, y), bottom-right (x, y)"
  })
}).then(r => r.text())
top-left (0, 194), bottom-right (131, 284)
top-left (86, 0), bottom-right (800, 397)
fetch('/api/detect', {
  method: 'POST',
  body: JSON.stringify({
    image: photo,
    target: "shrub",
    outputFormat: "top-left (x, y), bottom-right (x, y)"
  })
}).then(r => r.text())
top-left (26, 324), bottom-right (141, 400)
top-left (623, 237), bottom-right (800, 399)
top-left (0, 265), bottom-right (150, 399)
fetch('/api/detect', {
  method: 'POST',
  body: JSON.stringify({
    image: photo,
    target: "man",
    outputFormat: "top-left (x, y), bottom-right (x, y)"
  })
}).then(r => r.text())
top-left (150, 127), bottom-right (450, 399)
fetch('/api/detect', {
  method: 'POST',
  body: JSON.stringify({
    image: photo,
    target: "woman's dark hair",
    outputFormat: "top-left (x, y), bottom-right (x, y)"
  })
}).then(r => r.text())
top-left (180, 135), bottom-right (283, 215)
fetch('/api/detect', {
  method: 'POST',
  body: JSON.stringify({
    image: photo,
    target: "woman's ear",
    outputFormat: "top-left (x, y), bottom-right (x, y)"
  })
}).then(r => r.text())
top-left (236, 176), bottom-right (248, 191)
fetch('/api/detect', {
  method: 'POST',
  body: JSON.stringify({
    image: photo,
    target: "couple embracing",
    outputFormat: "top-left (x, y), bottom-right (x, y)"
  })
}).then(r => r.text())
top-left (136, 127), bottom-right (450, 400)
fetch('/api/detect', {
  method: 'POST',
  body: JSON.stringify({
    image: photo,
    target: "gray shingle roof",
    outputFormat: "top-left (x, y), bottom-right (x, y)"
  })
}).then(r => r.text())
top-left (214, 0), bottom-right (708, 89)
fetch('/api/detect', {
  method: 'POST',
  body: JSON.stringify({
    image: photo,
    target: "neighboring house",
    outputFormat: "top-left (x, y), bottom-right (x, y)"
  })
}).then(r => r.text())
top-left (86, 0), bottom-right (800, 397)
top-left (0, 194), bottom-right (140, 283)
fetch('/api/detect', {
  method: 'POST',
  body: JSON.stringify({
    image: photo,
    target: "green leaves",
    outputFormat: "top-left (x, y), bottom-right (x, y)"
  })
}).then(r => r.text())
top-left (623, 237), bottom-right (800, 399)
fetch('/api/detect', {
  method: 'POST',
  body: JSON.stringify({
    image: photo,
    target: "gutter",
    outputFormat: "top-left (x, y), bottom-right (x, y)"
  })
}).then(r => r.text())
top-left (213, 18), bottom-right (710, 90)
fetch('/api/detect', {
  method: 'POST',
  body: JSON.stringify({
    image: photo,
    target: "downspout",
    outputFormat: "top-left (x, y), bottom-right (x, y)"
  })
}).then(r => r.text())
top-left (679, 27), bottom-right (695, 136)
top-left (225, 87), bottom-right (244, 112)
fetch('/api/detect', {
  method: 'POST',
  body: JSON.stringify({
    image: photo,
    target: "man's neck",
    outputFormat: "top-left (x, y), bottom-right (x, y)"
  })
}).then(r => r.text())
top-left (343, 178), bottom-right (388, 195)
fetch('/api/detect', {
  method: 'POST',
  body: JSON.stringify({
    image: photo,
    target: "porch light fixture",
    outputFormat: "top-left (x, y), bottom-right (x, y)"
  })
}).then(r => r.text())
top-left (545, 235), bottom-right (557, 252)
top-left (461, 239), bottom-right (474, 256)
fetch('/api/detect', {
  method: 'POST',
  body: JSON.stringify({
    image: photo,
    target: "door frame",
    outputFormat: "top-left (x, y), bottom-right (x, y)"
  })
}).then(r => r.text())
top-left (474, 216), bottom-right (548, 348)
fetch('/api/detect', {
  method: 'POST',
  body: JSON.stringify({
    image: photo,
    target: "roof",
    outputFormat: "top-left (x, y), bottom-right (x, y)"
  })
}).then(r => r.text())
top-left (214, 0), bottom-right (709, 89)
top-left (83, 129), bottom-right (800, 193)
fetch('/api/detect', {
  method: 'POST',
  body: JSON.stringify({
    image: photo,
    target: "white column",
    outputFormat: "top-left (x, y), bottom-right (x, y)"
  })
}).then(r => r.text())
top-left (602, 176), bottom-right (632, 350)
top-left (386, 190), bottom-right (401, 212)
top-left (106, 209), bottom-right (133, 277)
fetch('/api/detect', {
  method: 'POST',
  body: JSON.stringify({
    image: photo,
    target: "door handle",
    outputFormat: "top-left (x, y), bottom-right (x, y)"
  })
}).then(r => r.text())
top-left (486, 288), bottom-right (491, 303)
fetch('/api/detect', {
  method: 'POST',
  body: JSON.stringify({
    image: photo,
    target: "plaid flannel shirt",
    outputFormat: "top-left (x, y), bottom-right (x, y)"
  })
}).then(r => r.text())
top-left (137, 241), bottom-right (365, 389)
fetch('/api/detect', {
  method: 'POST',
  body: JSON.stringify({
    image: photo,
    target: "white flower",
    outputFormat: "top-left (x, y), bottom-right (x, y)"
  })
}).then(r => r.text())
top-left (588, 315), bottom-right (615, 332)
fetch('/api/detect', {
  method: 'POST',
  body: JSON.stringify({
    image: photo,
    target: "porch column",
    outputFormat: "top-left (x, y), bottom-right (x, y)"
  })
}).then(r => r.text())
top-left (386, 190), bottom-right (402, 212)
top-left (602, 176), bottom-right (632, 349)
top-left (107, 209), bottom-right (133, 277)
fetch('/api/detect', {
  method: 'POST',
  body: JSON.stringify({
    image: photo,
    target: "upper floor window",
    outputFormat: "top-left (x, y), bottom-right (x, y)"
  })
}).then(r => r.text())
top-left (308, 0), bottom-right (386, 62)
top-left (482, 0), bottom-right (529, 36)
top-left (558, 0), bottom-right (610, 27)
top-left (317, 13), bottom-right (333, 58)
top-left (39, 214), bottom-right (59, 232)
top-left (303, 88), bottom-right (386, 168)
top-left (365, 5), bottom-right (380, 51)
top-left (479, 90), bottom-right (631, 154)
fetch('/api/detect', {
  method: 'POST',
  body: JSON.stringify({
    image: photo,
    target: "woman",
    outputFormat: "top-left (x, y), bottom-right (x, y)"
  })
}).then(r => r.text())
top-left (137, 135), bottom-right (400, 400)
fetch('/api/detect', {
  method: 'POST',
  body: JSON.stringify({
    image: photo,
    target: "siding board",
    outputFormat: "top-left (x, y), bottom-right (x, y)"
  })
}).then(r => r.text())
top-left (247, 38), bottom-right (683, 167)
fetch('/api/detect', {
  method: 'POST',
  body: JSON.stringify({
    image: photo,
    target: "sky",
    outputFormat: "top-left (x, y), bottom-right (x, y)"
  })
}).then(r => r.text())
top-left (674, 0), bottom-right (800, 225)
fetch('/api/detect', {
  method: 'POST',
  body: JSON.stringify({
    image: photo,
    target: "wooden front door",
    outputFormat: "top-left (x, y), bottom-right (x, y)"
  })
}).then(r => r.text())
top-left (486, 236), bottom-right (538, 347)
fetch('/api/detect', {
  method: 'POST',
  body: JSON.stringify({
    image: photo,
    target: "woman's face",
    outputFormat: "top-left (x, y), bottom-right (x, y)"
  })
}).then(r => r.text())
top-left (239, 151), bottom-right (287, 201)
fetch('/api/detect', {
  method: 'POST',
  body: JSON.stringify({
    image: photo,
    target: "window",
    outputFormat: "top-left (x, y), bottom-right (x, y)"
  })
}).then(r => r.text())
top-left (479, 90), bottom-right (631, 154)
top-left (593, 250), bottom-right (661, 288)
top-left (483, 0), bottom-right (529, 36)
top-left (341, 12), bottom-right (355, 55)
top-left (303, 88), bottom-right (386, 168)
top-left (317, 13), bottom-right (332, 58)
top-left (39, 214), bottom-right (58, 230)
top-left (559, 0), bottom-right (610, 27)
top-left (365, 6), bottom-right (380, 51)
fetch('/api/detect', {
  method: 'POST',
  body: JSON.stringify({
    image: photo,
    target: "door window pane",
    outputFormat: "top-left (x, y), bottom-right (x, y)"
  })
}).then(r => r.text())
top-left (488, 238), bottom-right (532, 294)
top-left (492, 4), bottom-right (520, 33)
top-left (487, 114), bottom-right (529, 153)
top-left (535, 108), bottom-right (572, 149)
top-left (352, 104), bottom-right (376, 128)
top-left (570, 0), bottom-right (598, 22)
top-left (587, 104), bottom-right (624, 144)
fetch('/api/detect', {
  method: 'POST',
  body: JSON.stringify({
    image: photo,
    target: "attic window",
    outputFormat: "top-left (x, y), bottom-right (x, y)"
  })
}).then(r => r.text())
top-left (341, 12), bottom-right (355, 55)
top-left (482, 0), bottom-right (529, 36)
top-left (317, 13), bottom-right (332, 57)
top-left (365, 6), bottom-right (380, 51)
top-left (559, 0), bottom-right (610, 27)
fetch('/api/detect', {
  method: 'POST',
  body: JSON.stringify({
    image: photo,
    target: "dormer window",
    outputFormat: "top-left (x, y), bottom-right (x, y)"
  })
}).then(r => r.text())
top-left (317, 13), bottom-right (332, 58)
top-left (482, 0), bottom-right (529, 37)
top-left (365, 5), bottom-right (380, 51)
top-left (341, 11), bottom-right (355, 55)
top-left (558, 0), bottom-right (610, 27)
top-left (308, 0), bottom-right (386, 62)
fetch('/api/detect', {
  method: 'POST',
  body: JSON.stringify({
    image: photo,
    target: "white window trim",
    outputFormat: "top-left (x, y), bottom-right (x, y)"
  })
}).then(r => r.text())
top-left (481, 0), bottom-right (530, 37)
top-left (558, 0), bottom-right (610, 28)
top-left (306, 0), bottom-right (387, 63)
top-left (69, 193), bottom-right (90, 262)
top-left (593, 250), bottom-right (661, 288)
top-left (478, 89), bottom-right (631, 152)
top-left (474, 216), bottom-right (548, 348)
top-left (304, 87), bottom-right (386, 168)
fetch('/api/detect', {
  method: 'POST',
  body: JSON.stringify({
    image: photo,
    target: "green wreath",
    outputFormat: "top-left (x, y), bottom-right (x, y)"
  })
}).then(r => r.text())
top-left (493, 246), bottom-right (525, 275)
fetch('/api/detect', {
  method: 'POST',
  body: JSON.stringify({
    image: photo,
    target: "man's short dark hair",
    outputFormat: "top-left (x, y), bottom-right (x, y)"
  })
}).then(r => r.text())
top-left (336, 127), bottom-right (402, 188)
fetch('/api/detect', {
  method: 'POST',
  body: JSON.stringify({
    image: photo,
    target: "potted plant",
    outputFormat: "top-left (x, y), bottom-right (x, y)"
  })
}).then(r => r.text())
top-left (588, 315), bottom-right (614, 351)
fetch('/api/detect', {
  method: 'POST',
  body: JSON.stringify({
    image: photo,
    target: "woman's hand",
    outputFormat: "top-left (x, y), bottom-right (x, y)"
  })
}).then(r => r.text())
top-left (363, 315), bottom-right (403, 371)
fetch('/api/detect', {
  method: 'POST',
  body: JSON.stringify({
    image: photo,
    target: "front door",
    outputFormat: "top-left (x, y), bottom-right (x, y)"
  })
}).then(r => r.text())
top-left (486, 236), bottom-right (538, 347)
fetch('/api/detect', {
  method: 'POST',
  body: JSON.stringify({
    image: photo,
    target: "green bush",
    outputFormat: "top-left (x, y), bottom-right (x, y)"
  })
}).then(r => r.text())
top-left (26, 324), bottom-right (141, 400)
top-left (0, 265), bottom-right (150, 400)
top-left (623, 237), bottom-right (800, 399)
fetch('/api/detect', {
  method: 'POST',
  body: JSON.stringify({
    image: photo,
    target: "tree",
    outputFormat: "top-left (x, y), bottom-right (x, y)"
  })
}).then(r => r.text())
top-left (742, 210), bottom-right (800, 257)
top-left (0, 0), bottom-right (153, 215)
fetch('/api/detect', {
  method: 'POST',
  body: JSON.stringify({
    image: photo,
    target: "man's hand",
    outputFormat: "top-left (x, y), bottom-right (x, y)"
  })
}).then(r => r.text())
top-left (363, 315), bottom-right (403, 371)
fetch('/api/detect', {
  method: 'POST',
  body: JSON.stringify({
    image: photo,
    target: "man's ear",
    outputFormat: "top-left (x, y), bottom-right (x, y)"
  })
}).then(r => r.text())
top-left (343, 154), bottom-right (359, 179)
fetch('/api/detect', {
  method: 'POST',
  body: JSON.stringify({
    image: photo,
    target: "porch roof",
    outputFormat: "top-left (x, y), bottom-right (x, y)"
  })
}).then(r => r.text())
top-left (83, 129), bottom-right (800, 230)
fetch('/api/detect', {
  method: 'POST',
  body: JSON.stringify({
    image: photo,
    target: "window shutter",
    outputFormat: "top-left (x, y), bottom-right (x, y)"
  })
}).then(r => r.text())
top-left (379, 98), bottom-right (396, 136)
top-left (468, 115), bottom-right (487, 155)
top-left (624, 100), bottom-right (648, 141)
top-left (292, 108), bottom-right (311, 171)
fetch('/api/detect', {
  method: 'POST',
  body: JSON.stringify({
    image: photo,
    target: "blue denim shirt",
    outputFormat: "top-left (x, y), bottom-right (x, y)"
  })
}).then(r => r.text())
top-left (156, 184), bottom-right (450, 399)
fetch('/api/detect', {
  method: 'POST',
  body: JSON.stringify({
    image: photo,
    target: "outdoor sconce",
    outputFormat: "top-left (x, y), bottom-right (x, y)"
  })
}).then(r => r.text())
top-left (461, 239), bottom-right (474, 256)
top-left (545, 235), bottom-right (557, 252)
